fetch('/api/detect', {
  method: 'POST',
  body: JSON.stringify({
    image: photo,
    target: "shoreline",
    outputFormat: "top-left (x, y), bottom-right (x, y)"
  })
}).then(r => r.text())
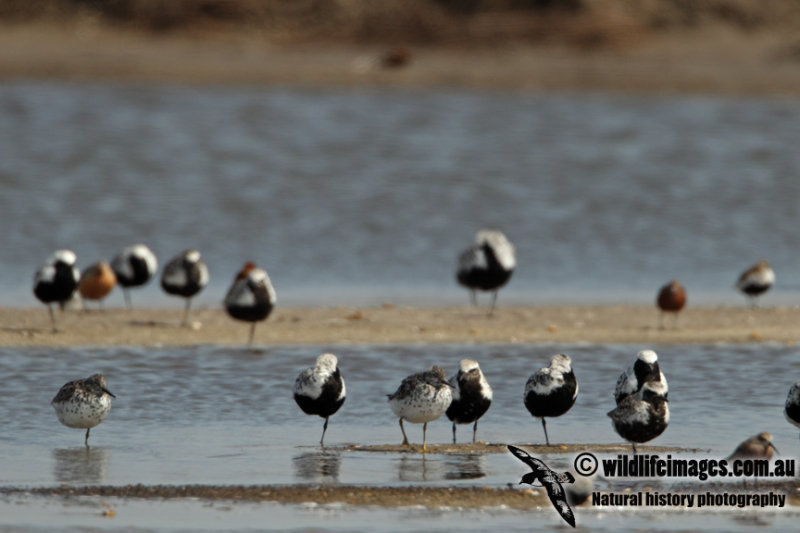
top-left (2, 305), bottom-right (799, 347)
top-left (3, 23), bottom-right (800, 95)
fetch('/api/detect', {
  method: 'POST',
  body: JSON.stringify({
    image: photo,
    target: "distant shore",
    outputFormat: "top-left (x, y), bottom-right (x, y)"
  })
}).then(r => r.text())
top-left (2, 305), bottom-right (798, 347)
top-left (2, 22), bottom-right (800, 95)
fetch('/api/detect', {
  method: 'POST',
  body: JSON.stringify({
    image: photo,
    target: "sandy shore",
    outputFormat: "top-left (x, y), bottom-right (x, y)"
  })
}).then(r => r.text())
top-left (2, 304), bottom-right (799, 347)
top-left (3, 22), bottom-right (800, 95)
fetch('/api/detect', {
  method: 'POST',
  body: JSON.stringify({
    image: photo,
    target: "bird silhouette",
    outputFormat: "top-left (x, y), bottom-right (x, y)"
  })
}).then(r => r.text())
top-left (508, 444), bottom-right (576, 528)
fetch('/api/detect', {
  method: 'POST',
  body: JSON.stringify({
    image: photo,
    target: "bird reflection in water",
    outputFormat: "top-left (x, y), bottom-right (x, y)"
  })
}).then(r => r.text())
top-left (293, 451), bottom-right (341, 482)
top-left (397, 453), bottom-right (486, 482)
top-left (52, 446), bottom-right (110, 484)
top-left (444, 453), bottom-right (487, 480)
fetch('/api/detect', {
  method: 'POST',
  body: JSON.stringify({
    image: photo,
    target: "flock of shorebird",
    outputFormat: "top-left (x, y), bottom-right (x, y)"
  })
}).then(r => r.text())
top-left (37, 231), bottom-right (785, 456)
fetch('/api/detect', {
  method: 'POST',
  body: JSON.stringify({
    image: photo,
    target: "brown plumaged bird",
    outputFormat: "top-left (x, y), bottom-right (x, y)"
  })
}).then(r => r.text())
top-left (727, 432), bottom-right (778, 460)
top-left (656, 280), bottom-right (686, 329)
top-left (78, 261), bottom-right (117, 310)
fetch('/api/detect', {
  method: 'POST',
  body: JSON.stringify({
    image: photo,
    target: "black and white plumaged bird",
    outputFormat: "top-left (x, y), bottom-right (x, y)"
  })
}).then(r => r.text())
top-left (293, 353), bottom-right (346, 446)
top-left (608, 380), bottom-right (669, 454)
top-left (735, 259), bottom-right (775, 307)
top-left (111, 244), bottom-right (158, 309)
top-left (224, 262), bottom-right (276, 346)
top-left (51, 373), bottom-right (115, 446)
top-left (508, 445), bottom-right (576, 528)
top-left (446, 359), bottom-right (492, 444)
top-left (614, 349), bottom-right (668, 405)
top-left (161, 249), bottom-right (209, 326)
top-left (785, 382), bottom-right (800, 437)
top-left (524, 354), bottom-right (578, 446)
top-left (387, 366), bottom-right (453, 452)
top-left (456, 229), bottom-right (515, 315)
top-left (33, 249), bottom-right (80, 332)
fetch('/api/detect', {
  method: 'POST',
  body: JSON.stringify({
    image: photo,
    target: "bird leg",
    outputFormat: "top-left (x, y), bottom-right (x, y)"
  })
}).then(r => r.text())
top-left (47, 304), bottom-right (57, 333)
top-left (248, 323), bottom-right (256, 346)
top-left (487, 291), bottom-right (498, 317)
top-left (182, 298), bottom-right (192, 327)
top-left (84, 428), bottom-right (91, 447)
top-left (422, 422), bottom-right (428, 453)
top-left (452, 422), bottom-right (457, 444)
top-left (472, 421), bottom-right (478, 444)
top-left (541, 418), bottom-right (550, 446)
top-left (399, 418), bottom-right (409, 446)
top-left (470, 290), bottom-right (477, 306)
top-left (632, 442), bottom-right (637, 455)
top-left (320, 417), bottom-right (329, 447)
top-left (123, 289), bottom-right (132, 310)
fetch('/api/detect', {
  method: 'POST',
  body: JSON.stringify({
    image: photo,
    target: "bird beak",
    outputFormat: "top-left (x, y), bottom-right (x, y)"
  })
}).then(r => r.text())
top-left (770, 442), bottom-right (779, 455)
top-left (103, 388), bottom-right (116, 398)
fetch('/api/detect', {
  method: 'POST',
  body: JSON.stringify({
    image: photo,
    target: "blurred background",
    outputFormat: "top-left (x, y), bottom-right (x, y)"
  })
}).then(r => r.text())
top-left (1, 0), bottom-right (799, 308)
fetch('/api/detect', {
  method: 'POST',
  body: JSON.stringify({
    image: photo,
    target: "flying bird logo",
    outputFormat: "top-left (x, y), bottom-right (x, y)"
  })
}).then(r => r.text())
top-left (508, 445), bottom-right (576, 528)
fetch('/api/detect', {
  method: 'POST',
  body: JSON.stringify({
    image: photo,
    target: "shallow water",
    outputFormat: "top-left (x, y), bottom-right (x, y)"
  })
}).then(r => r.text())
top-left (1, 342), bottom-right (799, 530)
top-left (1, 83), bottom-right (800, 308)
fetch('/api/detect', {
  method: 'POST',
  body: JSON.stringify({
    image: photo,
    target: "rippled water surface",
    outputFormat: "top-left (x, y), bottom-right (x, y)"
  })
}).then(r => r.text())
top-left (1, 83), bottom-right (799, 307)
top-left (1, 342), bottom-right (799, 530)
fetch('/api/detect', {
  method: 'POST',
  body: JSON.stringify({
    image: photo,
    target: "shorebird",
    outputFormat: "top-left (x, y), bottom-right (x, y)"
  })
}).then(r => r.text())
top-left (33, 249), bottom-right (80, 332)
top-left (524, 354), bottom-right (578, 446)
top-left (456, 229), bottom-right (515, 315)
top-left (727, 432), bottom-right (778, 460)
top-left (656, 280), bottom-right (686, 329)
top-left (224, 262), bottom-right (276, 346)
top-left (508, 445), bottom-right (576, 527)
top-left (446, 359), bottom-right (492, 444)
top-left (111, 244), bottom-right (158, 309)
top-left (614, 349), bottom-right (668, 405)
top-left (161, 249), bottom-right (209, 326)
top-left (608, 380), bottom-right (669, 454)
top-left (735, 260), bottom-right (775, 307)
top-left (785, 382), bottom-right (800, 437)
top-left (293, 353), bottom-right (346, 446)
top-left (51, 374), bottom-right (115, 446)
top-left (78, 261), bottom-right (117, 310)
top-left (387, 366), bottom-right (453, 452)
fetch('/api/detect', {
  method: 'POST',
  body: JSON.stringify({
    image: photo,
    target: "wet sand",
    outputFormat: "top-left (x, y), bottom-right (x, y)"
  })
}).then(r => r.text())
top-left (2, 304), bottom-right (799, 347)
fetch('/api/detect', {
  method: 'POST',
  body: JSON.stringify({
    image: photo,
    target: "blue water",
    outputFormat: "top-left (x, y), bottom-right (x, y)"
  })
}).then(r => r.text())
top-left (0, 83), bottom-right (799, 309)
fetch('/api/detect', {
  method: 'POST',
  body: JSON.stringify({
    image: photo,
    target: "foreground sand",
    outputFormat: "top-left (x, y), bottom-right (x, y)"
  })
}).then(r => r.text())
top-left (2, 304), bottom-right (799, 347)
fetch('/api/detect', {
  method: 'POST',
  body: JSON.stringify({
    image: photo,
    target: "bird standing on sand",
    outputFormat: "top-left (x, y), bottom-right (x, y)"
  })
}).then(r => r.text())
top-left (78, 261), bottom-right (117, 310)
top-left (614, 349), bottom-right (668, 405)
top-left (294, 353), bottom-right (346, 446)
top-left (785, 382), bottom-right (800, 437)
top-left (508, 445), bottom-right (576, 528)
top-left (111, 244), bottom-right (158, 309)
top-left (736, 260), bottom-right (774, 307)
top-left (727, 432), bottom-right (778, 460)
top-left (446, 359), bottom-right (492, 444)
top-left (51, 374), bottom-right (115, 446)
top-left (161, 249), bottom-right (209, 326)
top-left (224, 262), bottom-right (276, 346)
top-left (456, 229), bottom-right (515, 315)
top-left (524, 354), bottom-right (578, 446)
top-left (608, 380), bottom-right (669, 454)
top-left (33, 249), bottom-right (80, 332)
top-left (388, 366), bottom-right (453, 452)
top-left (656, 280), bottom-right (686, 329)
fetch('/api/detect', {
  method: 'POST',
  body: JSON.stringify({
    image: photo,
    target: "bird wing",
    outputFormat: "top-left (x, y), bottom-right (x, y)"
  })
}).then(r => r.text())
top-left (543, 479), bottom-right (576, 528)
top-left (507, 445), bottom-right (548, 474)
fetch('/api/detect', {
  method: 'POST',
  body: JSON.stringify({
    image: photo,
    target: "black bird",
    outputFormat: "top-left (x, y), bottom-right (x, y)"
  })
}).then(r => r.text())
top-left (608, 381), bottom-right (669, 454)
top-left (785, 382), bottom-right (800, 436)
top-left (446, 359), bottom-right (492, 444)
top-left (293, 353), bottom-right (346, 446)
top-left (111, 244), bottom-right (158, 309)
top-left (508, 445), bottom-right (576, 528)
top-left (33, 249), bottom-right (80, 332)
top-left (456, 229), bottom-right (515, 315)
top-left (735, 259), bottom-right (775, 307)
top-left (524, 354), bottom-right (578, 446)
top-left (161, 249), bottom-right (209, 325)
